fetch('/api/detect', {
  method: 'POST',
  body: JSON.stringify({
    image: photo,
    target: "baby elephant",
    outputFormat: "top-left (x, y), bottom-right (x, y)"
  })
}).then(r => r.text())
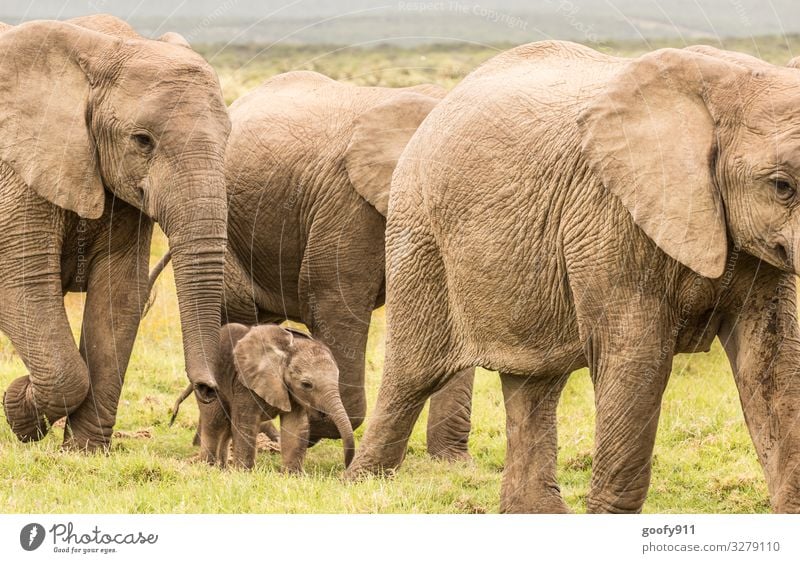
top-left (173, 323), bottom-right (354, 472)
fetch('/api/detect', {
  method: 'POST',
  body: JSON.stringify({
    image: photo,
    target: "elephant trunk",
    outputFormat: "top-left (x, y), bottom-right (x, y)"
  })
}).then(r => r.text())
top-left (156, 167), bottom-right (227, 403)
top-left (320, 390), bottom-right (355, 467)
top-left (768, 421), bottom-right (800, 513)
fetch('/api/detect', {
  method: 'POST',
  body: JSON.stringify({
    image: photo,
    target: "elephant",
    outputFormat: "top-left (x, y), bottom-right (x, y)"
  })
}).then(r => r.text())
top-left (347, 41), bottom-right (800, 514)
top-left (0, 16), bottom-right (230, 451)
top-left (155, 71), bottom-right (475, 459)
top-left (172, 323), bottom-right (354, 472)
top-left (170, 382), bottom-right (281, 447)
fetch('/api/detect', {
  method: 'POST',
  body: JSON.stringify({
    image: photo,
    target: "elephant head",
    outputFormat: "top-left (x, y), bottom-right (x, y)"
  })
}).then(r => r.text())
top-left (233, 325), bottom-right (355, 467)
top-left (0, 20), bottom-right (230, 400)
top-left (577, 46), bottom-right (800, 510)
top-left (344, 88), bottom-right (444, 216)
top-left (578, 46), bottom-right (800, 279)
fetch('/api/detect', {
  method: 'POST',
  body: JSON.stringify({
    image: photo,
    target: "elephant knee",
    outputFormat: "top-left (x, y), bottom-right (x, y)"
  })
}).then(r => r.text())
top-left (3, 359), bottom-right (90, 442)
top-left (3, 376), bottom-right (46, 441)
top-left (52, 358), bottom-right (92, 413)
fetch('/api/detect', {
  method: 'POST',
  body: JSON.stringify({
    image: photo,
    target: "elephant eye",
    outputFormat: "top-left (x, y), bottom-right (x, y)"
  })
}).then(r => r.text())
top-left (132, 133), bottom-right (155, 152)
top-left (300, 381), bottom-right (313, 390)
top-left (772, 178), bottom-right (796, 202)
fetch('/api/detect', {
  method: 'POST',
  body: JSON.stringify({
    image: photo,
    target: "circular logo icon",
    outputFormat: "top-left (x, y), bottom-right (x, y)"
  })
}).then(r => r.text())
top-left (20, 523), bottom-right (45, 551)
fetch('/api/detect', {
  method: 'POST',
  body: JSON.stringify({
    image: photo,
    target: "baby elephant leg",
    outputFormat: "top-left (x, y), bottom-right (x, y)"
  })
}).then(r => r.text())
top-left (260, 420), bottom-right (281, 443)
top-left (230, 401), bottom-right (262, 470)
top-left (280, 409), bottom-right (310, 473)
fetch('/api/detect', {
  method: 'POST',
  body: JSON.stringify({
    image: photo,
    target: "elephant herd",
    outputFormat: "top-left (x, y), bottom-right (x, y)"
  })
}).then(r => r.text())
top-left (1, 15), bottom-right (800, 514)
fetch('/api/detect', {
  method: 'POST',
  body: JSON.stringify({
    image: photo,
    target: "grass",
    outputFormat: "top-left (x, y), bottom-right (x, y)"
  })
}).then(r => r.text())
top-left (3, 35), bottom-right (794, 513)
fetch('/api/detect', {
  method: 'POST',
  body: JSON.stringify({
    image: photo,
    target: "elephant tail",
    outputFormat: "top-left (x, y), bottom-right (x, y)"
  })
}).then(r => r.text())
top-left (169, 382), bottom-right (194, 427)
top-left (143, 251), bottom-right (173, 317)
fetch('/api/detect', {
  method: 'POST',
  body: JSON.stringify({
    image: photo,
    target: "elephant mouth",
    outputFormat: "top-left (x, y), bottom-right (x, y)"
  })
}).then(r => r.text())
top-left (310, 410), bottom-right (328, 422)
top-left (193, 382), bottom-right (218, 404)
top-left (775, 243), bottom-right (789, 265)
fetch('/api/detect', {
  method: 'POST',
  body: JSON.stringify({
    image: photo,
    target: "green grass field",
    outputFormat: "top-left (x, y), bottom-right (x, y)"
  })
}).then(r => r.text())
top-left (1, 35), bottom-right (795, 513)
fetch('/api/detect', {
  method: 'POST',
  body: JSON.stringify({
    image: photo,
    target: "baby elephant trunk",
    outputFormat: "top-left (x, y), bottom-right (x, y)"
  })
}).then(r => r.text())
top-left (322, 392), bottom-right (355, 467)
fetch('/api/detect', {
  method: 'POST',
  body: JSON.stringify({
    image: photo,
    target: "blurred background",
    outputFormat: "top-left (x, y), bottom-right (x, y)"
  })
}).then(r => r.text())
top-left (3, 0), bottom-right (800, 45)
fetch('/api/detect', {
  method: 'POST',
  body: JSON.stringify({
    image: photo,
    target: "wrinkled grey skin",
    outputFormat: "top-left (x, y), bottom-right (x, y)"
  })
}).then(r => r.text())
top-left (216, 72), bottom-right (473, 457)
top-left (348, 42), bottom-right (800, 513)
top-left (0, 15), bottom-right (230, 450)
top-left (184, 323), bottom-right (355, 472)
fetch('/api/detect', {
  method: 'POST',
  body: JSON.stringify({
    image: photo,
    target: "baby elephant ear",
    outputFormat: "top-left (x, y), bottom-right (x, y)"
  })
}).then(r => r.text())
top-left (233, 325), bottom-right (293, 412)
top-left (344, 90), bottom-right (440, 216)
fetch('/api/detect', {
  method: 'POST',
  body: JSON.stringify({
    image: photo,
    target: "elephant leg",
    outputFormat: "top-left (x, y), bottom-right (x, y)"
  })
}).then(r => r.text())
top-left (260, 419), bottom-right (280, 442)
top-left (306, 314), bottom-right (369, 441)
top-left (215, 427), bottom-right (231, 468)
top-left (585, 332), bottom-right (672, 513)
top-left (301, 267), bottom-right (378, 440)
top-left (1, 244), bottom-right (90, 442)
top-left (346, 221), bottom-right (466, 477)
top-left (299, 212), bottom-right (385, 441)
top-left (500, 371), bottom-right (570, 513)
top-left (280, 408), bottom-right (310, 473)
top-left (199, 400), bottom-right (229, 466)
top-left (427, 367), bottom-right (474, 461)
top-left (64, 220), bottom-right (152, 451)
top-left (230, 397), bottom-right (260, 470)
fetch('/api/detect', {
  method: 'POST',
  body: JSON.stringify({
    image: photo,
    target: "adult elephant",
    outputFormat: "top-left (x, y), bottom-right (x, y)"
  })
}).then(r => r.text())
top-left (348, 41), bottom-right (800, 513)
top-left (159, 71), bottom-right (474, 457)
top-left (0, 17), bottom-right (230, 451)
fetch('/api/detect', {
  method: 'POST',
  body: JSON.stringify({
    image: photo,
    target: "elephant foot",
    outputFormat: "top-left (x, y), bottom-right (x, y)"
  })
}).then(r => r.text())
top-left (500, 485), bottom-right (571, 514)
top-left (500, 497), bottom-right (572, 514)
top-left (585, 491), bottom-right (645, 514)
top-left (427, 436), bottom-right (472, 462)
top-left (343, 462), bottom-right (397, 481)
top-left (343, 445), bottom-right (404, 481)
top-left (61, 434), bottom-right (111, 453)
top-left (62, 422), bottom-right (112, 453)
top-left (429, 447), bottom-right (472, 462)
top-left (3, 376), bottom-right (51, 442)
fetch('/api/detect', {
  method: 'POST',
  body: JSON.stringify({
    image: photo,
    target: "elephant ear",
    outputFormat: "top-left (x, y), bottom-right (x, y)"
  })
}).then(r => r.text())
top-left (159, 32), bottom-right (191, 48)
top-left (0, 21), bottom-right (106, 219)
top-left (406, 83), bottom-right (447, 99)
top-left (67, 14), bottom-right (140, 39)
top-left (344, 91), bottom-right (440, 216)
top-left (686, 45), bottom-right (768, 69)
top-left (578, 48), bottom-right (743, 279)
top-left (233, 325), bottom-right (293, 412)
